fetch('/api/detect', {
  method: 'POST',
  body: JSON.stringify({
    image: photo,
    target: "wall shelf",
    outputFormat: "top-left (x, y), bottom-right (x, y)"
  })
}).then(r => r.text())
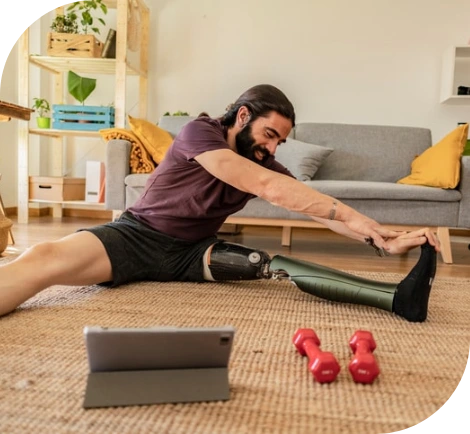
top-left (29, 55), bottom-right (145, 77)
top-left (29, 128), bottom-right (103, 138)
top-left (440, 45), bottom-right (470, 104)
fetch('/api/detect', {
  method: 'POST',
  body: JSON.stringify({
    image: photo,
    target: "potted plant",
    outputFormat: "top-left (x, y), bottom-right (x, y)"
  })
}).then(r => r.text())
top-left (52, 71), bottom-right (114, 131)
top-left (32, 98), bottom-right (51, 129)
top-left (163, 111), bottom-right (190, 116)
top-left (47, 1), bottom-right (108, 57)
top-left (50, 12), bottom-right (79, 34)
top-left (66, 0), bottom-right (108, 35)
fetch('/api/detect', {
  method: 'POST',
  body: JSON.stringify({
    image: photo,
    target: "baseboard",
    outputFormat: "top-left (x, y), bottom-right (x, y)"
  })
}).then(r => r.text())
top-left (450, 228), bottom-right (470, 237)
top-left (30, 207), bottom-right (51, 217)
top-left (3, 206), bottom-right (50, 217)
top-left (4, 206), bottom-right (111, 220)
top-left (63, 208), bottom-right (112, 219)
top-left (218, 223), bottom-right (242, 235)
top-left (4, 207), bottom-right (18, 216)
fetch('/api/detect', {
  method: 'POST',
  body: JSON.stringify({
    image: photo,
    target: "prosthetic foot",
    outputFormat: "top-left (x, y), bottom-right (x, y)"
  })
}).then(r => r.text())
top-left (270, 242), bottom-right (437, 322)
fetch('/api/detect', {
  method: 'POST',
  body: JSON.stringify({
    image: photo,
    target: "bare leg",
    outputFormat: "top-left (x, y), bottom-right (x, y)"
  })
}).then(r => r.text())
top-left (0, 231), bottom-right (112, 317)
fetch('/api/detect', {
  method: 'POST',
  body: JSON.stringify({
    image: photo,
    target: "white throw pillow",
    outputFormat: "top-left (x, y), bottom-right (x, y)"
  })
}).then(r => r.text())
top-left (275, 138), bottom-right (334, 181)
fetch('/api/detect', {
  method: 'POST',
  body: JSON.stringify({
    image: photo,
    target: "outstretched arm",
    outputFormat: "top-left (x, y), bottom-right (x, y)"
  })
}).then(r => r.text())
top-left (195, 149), bottom-right (400, 249)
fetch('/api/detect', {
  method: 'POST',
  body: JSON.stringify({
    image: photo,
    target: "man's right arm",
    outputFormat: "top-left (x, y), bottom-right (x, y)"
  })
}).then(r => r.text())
top-left (194, 148), bottom-right (399, 248)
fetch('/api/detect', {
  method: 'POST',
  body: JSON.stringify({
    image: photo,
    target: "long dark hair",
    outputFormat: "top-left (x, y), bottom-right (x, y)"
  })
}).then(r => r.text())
top-left (220, 84), bottom-right (296, 128)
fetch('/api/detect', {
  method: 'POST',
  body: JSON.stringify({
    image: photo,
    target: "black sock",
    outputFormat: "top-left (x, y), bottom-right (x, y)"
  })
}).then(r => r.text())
top-left (393, 242), bottom-right (437, 322)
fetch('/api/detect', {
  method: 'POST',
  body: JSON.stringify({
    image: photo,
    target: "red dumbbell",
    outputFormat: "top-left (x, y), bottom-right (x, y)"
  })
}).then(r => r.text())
top-left (348, 330), bottom-right (380, 384)
top-left (293, 328), bottom-right (340, 383)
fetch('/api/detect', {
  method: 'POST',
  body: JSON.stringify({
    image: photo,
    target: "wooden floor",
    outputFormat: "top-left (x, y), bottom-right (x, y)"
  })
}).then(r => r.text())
top-left (3, 216), bottom-right (470, 278)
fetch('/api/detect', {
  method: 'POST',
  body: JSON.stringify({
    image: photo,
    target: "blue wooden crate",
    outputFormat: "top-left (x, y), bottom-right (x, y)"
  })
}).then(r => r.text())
top-left (52, 105), bottom-right (115, 131)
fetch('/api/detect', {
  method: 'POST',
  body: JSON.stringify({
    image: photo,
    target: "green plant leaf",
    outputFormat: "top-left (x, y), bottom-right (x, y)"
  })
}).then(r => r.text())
top-left (65, 0), bottom-right (107, 36)
top-left (67, 71), bottom-right (96, 104)
top-left (32, 97), bottom-right (51, 117)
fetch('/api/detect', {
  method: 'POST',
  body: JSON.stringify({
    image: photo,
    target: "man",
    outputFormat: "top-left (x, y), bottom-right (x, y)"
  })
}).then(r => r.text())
top-left (0, 84), bottom-right (439, 319)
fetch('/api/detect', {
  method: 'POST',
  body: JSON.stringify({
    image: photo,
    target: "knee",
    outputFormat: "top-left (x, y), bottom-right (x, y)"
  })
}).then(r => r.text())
top-left (23, 241), bottom-right (61, 263)
top-left (202, 241), bottom-right (272, 281)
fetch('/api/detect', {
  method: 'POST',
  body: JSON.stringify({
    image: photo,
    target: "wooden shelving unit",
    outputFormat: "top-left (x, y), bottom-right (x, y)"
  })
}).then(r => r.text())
top-left (17, 0), bottom-right (149, 223)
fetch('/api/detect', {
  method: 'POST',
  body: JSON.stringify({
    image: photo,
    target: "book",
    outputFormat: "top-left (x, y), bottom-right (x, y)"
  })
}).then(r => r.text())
top-left (101, 29), bottom-right (117, 59)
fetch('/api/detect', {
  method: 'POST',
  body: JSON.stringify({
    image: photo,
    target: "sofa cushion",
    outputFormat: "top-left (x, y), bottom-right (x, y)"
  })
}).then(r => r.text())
top-left (275, 138), bottom-right (333, 181)
top-left (293, 123), bottom-right (432, 182)
top-left (158, 116), bottom-right (197, 137)
top-left (302, 180), bottom-right (461, 201)
top-left (128, 115), bottom-right (174, 164)
top-left (231, 195), bottom-right (459, 227)
top-left (397, 124), bottom-right (468, 189)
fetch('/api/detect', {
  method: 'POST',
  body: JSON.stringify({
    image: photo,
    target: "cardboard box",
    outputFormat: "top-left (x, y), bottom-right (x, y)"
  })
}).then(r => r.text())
top-left (29, 176), bottom-right (85, 202)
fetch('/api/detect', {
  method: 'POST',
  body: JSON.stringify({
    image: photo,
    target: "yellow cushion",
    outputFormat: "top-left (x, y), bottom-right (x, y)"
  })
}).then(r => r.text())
top-left (397, 123), bottom-right (468, 189)
top-left (128, 115), bottom-right (173, 164)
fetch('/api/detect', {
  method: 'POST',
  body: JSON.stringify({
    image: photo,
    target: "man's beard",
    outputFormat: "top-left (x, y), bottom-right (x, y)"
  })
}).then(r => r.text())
top-left (235, 124), bottom-right (270, 164)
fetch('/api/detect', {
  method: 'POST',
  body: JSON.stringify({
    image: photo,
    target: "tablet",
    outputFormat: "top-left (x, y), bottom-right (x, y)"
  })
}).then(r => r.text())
top-left (84, 325), bottom-right (236, 372)
top-left (82, 325), bottom-right (236, 408)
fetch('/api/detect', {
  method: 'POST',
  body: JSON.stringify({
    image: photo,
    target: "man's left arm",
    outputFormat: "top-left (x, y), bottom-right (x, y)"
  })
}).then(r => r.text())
top-left (313, 216), bottom-right (440, 254)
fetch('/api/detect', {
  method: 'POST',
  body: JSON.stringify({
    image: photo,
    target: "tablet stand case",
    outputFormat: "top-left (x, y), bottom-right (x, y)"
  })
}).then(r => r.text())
top-left (82, 326), bottom-right (234, 409)
top-left (83, 367), bottom-right (229, 408)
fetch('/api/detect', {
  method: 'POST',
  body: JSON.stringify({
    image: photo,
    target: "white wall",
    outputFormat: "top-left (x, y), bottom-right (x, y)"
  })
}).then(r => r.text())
top-left (1, 0), bottom-right (470, 207)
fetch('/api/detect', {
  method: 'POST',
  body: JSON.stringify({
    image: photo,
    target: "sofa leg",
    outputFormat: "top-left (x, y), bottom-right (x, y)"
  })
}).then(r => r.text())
top-left (281, 226), bottom-right (292, 247)
top-left (437, 226), bottom-right (453, 264)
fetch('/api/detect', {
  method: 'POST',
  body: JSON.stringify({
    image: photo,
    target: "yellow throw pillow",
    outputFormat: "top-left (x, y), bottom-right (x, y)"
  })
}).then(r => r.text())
top-left (397, 123), bottom-right (468, 189)
top-left (128, 115), bottom-right (173, 164)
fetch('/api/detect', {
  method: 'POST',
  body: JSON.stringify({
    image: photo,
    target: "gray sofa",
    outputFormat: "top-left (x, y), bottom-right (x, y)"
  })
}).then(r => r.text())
top-left (106, 116), bottom-right (470, 264)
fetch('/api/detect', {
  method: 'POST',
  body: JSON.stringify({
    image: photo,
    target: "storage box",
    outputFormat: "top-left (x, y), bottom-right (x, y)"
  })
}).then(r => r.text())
top-left (85, 161), bottom-right (105, 203)
top-left (52, 105), bottom-right (115, 131)
top-left (29, 177), bottom-right (85, 201)
top-left (47, 32), bottom-right (103, 58)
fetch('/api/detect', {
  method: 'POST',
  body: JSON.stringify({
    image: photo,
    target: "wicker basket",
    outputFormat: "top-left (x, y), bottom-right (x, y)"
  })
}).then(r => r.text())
top-left (0, 215), bottom-right (12, 254)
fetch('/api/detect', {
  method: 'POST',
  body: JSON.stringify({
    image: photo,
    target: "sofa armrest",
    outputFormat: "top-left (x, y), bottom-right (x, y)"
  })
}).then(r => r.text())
top-left (105, 139), bottom-right (131, 211)
top-left (458, 155), bottom-right (470, 228)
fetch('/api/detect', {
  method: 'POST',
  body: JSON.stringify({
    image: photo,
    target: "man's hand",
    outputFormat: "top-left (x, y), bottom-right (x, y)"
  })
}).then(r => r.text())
top-left (383, 228), bottom-right (440, 255)
top-left (341, 208), bottom-right (401, 249)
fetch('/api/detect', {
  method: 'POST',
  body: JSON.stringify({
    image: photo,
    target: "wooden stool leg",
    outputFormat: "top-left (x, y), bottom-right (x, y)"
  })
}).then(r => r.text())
top-left (7, 229), bottom-right (14, 245)
top-left (0, 192), bottom-right (15, 245)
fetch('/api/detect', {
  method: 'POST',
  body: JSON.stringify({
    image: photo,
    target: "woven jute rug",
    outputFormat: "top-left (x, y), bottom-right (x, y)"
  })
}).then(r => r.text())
top-left (0, 255), bottom-right (469, 434)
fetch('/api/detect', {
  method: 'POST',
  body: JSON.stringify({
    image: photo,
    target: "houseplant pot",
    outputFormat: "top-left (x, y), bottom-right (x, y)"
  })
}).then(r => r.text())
top-left (36, 117), bottom-right (51, 129)
top-left (32, 97), bottom-right (51, 129)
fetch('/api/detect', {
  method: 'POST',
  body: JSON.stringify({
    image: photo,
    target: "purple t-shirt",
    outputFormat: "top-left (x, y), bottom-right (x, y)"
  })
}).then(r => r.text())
top-left (128, 117), bottom-right (293, 241)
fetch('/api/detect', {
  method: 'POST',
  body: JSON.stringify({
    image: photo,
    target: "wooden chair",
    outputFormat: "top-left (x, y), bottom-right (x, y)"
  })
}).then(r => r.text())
top-left (0, 173), bottom-right (14, 245)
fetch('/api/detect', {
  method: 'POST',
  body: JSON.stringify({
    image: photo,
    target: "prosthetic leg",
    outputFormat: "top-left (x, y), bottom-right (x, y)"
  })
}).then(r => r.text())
top-left (203, 241), bottom-right (436, 322)
top-left (203, 242), bottom-right (272, 281)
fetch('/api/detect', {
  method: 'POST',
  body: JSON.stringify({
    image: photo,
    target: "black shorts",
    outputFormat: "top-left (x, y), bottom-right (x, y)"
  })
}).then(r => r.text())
top-left (79, 211), bottom-right (218, 287)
